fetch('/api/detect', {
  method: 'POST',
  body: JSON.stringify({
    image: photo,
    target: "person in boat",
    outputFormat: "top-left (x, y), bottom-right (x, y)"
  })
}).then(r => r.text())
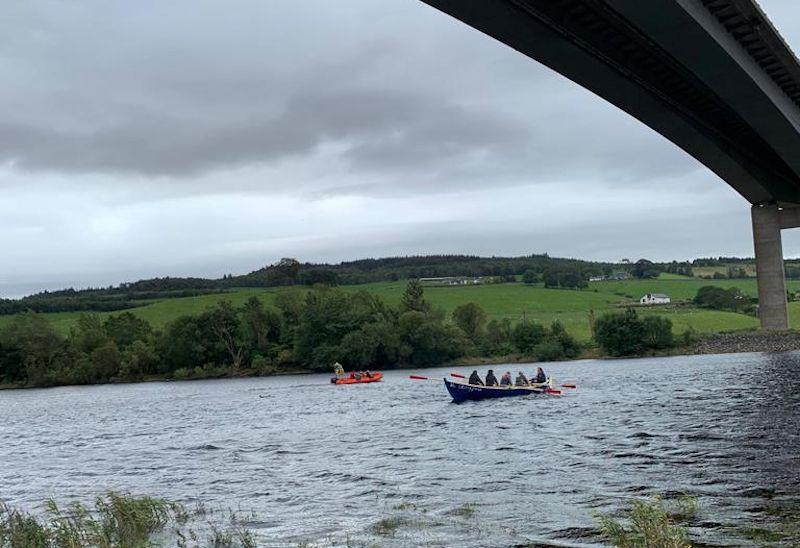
top-left (515, 371), bottom-right (529, 386)
top-left (532, 366), bottom-right (547, 384)
top-left (468, 370), bottom-right (484, 385)
top-left (485, 369), bottom-right (499, 386)
top-left (500, 371), bottom-right (512, 386)
top-left (354, 371), bottom-right (362, 380)
top-left (333, 362), bottom-right (345, 377)
top-left (364, 371), bottom-right (372, 378)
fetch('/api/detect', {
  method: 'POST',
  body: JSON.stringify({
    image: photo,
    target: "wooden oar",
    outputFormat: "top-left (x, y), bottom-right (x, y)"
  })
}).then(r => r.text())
top-left (408, 375), bottom-right (441, 382)
top-left (450, 372), bottom-right (466, 378)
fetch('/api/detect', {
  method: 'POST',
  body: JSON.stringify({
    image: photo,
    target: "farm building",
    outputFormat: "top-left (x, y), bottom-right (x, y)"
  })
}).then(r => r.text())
top-left (640, 293), bottom-right (671, 305)
top-left (419, 276), bottom-right (482, 286)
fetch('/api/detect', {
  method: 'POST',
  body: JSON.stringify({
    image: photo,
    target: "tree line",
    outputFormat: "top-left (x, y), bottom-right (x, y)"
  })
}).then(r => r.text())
top-left (0, 281), bottom-right (588, 388)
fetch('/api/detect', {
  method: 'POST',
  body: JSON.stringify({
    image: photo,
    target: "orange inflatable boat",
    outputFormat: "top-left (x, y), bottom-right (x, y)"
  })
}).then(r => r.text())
top-left (331, 372), bottom-right (383, 385)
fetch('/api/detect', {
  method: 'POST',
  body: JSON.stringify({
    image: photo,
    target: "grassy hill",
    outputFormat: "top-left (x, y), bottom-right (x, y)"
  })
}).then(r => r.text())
top-left (3, 275), bottom-right (798, 341)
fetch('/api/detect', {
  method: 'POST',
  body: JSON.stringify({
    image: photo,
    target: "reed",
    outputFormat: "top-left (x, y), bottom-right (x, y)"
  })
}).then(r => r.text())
top-left (596, 496), bottom-right (695, 548)
top-left (0, 492), bottom-right (256, 548)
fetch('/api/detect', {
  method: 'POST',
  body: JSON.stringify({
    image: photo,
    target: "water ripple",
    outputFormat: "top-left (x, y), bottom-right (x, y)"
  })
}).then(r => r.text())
top-left (1, 352), bottom-right (799, 546)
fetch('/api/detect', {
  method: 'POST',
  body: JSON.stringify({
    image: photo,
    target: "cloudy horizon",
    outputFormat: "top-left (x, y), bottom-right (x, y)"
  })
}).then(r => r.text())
top-left (2, 0), bottom-right (800, 298)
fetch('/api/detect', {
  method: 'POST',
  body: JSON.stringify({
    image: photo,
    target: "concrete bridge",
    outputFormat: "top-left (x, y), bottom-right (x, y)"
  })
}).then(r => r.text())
top-left (422, 0), bottom-right (800, 329)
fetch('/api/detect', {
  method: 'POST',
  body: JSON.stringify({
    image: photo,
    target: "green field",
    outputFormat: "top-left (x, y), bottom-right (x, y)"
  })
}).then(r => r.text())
top-left (2, 275), bottom-right (796, 341)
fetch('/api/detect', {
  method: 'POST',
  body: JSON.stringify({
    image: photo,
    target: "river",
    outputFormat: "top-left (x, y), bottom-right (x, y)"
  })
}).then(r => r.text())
top-left (1, 351), bottom-right (799, 546)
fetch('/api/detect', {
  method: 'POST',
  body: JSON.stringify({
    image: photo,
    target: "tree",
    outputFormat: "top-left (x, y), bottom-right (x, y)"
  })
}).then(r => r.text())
top-left (274, 258), bottom-right (301, 285)
top-left (293, 288), bottom-right (392, 370)
top-left (484, 318), bottom-right (514, 355)
top-left (398, 311), bottom-right (466, 366)
top-left (542, 268), bottom-right (560, 288)
top-left (541, 266), bottom-right (586, 289)
top-left (103, 312), bottom-right (152, 349)
top-left (452, 303), bottom-right (487, 342)
top-left (300, 269), bottom-right (339, 286)
top-left (120, 340), bottom-right (158, 378)
top-left (511, 320), bottom-right (547, 354)
top-left (400, 280), bottom-right (430, 313)
top-left (0, 312), bottom-right (62, 384)
top-left (594, 309), bottom-right (674, 356)
top-left (693, 286), bottom-right (746, 312)
top-left (549, 320), bottom-right (582, 358)
top-left (642, 316), bottom-right (674, 350)
top-left (594, 309), bottom-right (646, 356)
top-left (522, 270), bottom-right (539, 284)
top-left (158, 315), bottom-right (207, 373)
top-left (89, 342), bottom-right (122, 381)
top-left (203, 301), bottom-right (245, 371)
top-left (631, 259), bottom-right (660, 279)
top-left (71, 314), bottom-right (110, 354)
top-left (241, 297), bottom-right (282, 354)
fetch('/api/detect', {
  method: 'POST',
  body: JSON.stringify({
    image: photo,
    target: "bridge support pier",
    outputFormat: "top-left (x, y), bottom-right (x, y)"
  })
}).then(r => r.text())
top-left (752, 203), bottom-right (788, 330)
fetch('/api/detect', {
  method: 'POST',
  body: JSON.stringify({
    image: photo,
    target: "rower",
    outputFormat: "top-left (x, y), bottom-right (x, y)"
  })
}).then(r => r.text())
top-left (515, 371), bottom-right (529, 386)
top-left (333, 362), bottom-right (345, 377)
top-left (485, 369), bottom-right (499, 386)
top-left (532, 366), bottom-right (547, 384)
top-left (468, 370), bottom-right (484, 386)
top-left (500, 371), bottom-right (512, 386)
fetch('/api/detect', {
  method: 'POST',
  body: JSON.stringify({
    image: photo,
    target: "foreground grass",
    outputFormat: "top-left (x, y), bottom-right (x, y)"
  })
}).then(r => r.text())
top-left (597, 496), bottom-right (697, 547)
top-left (0, 492), bottom-right (255, 548)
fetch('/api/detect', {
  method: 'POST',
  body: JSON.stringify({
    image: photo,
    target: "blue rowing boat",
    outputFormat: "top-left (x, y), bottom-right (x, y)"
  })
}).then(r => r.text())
top-left (444, 378), bottom-right (547, 404)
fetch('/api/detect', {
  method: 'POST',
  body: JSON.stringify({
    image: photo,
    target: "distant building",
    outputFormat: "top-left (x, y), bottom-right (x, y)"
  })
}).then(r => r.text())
top-left (609, 272), bottom-right (630, 281)
top-left (419, 276), bottom-right (482, 286)
top-left (588, 275), bottom-right (606, 282)
top-left (640, 293), bottom-right (670, 305)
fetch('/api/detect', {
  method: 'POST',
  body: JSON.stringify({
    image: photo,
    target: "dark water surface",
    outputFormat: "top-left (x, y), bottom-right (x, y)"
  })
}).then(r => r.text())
top-left (1, 352), bottom-right (799, 546)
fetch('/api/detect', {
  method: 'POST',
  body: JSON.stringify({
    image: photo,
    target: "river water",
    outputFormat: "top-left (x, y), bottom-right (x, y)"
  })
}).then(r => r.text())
top-left (1, 352), bottom-right (799, 547)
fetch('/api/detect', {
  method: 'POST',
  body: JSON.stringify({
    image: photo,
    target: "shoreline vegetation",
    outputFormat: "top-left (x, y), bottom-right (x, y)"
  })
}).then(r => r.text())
top-left (3, 491), bottom-right (798, 547)
top-left (2, 277), bottom-right (799, 391)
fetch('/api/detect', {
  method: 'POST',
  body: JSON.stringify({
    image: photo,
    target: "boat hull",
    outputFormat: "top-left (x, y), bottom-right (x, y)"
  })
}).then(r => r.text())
top-left (444, 378), bottom-right (543, 403)
top-left (331, 372), bottom-right (383, 385)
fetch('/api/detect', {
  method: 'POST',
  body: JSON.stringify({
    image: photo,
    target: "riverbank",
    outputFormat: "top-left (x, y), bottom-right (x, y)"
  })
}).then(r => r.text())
top-left (692, 329), bottom-right (800, 354)
top-left (4, 328), bottom-right (800, 391)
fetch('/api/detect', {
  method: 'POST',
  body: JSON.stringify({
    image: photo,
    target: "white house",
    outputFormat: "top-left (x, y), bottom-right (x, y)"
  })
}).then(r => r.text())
top-left (640, 293), bottom-right (670, 305)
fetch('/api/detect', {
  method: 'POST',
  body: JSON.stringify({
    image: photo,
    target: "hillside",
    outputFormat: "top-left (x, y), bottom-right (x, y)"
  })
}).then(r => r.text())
top-left (5, 275), bottom-right (800, 341)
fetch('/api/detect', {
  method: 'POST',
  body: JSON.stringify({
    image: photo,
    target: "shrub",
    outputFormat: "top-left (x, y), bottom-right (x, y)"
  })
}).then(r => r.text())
top-left (594, 309), bottom-right (645, 356)
top-left (594, 309), bottom-right (674, 356)
top-left (251, 355), bottom-right (275, 376)
top-left (642, 316), bottom-right (674, 350)
top-left (521, 270), bottom-right (539, 284)
top-left (596, 496), bottom-right (695, 548)
top-left (511, 321), bottom-right (547, 354)
top-left (532, 340), bottom-right (565, 362)
top-left (173, 367), bottom-right (192, 380)
top-left (693, 286), bottom-right (749, 312)
top-left (452, 302), bottom-right (487, 342)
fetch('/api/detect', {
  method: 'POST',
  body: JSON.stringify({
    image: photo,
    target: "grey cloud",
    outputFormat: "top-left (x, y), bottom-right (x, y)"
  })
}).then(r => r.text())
top-left (1, 0), bottom-right (799, 295)
top-left (0, 89), bottom-right (527, 178)
top-left (0, 0), bottom-right (706, 195)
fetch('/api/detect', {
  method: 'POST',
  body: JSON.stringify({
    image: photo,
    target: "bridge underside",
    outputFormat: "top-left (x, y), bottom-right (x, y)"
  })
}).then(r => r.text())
top-left (422, 0), bottom-right (800, 329)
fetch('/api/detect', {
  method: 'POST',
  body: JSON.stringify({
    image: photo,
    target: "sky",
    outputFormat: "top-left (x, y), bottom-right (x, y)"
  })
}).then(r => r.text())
top-left (1, 0), bottom-right (800, 297)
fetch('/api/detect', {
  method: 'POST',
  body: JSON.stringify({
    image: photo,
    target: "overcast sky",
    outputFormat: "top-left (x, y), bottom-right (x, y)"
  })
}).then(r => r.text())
top-left (2, 0), bottom-right (800, 297)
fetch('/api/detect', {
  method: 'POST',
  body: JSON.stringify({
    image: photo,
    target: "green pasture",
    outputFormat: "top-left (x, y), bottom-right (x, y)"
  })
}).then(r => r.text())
top-left (2, 274), bottom-right (794, 341)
